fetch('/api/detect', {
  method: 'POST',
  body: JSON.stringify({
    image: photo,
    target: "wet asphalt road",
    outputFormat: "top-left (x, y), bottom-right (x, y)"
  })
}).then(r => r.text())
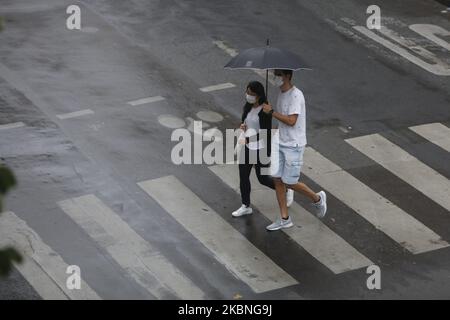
top-left (0, 0), bottom-right (449, 299)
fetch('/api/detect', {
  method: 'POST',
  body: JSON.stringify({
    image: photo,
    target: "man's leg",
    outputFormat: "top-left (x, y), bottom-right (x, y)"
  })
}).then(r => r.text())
top-left (288, 181), bottom-right (327, 218)
top-left (274, 178), bottom-right (289, 219)
top-left (286, 182), bottom-right (320, 203)
top-left (283, 144), bottom-right (327, 218)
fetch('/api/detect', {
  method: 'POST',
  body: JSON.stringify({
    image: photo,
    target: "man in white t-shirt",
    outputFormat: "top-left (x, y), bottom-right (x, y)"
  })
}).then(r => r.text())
top-left (262, 69), bottom-right (327, 231)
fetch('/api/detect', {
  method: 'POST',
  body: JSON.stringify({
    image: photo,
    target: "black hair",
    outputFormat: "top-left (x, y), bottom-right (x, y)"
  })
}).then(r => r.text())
top-left (276, 69), bottom-right (293, 80)
top-left (241, 81), bottom-right (267, 122)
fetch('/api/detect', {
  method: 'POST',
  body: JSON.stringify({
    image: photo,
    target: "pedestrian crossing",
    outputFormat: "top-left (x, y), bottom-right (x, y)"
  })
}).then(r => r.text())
top-left (58, 194), bottom-right (205, 300)
top-left (0, 211), bottom-right (100, 300)
top-left (346, 133), bottom-right (450, 212)
top-left (303, 147), bottom-right (448, 254)
top-left (137, 176), bottom-right (298, 293)
top-left (1, 122), bottom-right (449, 299)
top-left (209, 164), bottom-right (373, 274)
top-left (409, 122), bottom-right (450, 152)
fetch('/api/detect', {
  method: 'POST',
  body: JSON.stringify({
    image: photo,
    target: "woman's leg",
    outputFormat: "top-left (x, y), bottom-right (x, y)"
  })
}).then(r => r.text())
top-left (255, 162), bottom-right (275, 190)
top-left (239, 147), bottom-right (253, 206)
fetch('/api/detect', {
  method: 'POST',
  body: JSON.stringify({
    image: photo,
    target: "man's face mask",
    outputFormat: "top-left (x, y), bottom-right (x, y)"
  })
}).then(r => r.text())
top-left (274, 75), bottom-right (284, 87)
top-left (246, 93), bottom-right (257, 104)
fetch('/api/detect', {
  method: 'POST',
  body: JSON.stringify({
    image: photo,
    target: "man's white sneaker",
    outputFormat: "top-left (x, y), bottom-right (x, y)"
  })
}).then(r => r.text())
top-left (286, 189), bottom-right (294, 207)
top-left (314, 191), bottom-right (327, 218)
top-left (266, 217), bottom-right (294, 231)
top-left (232, 205), bottom-right (253, 217)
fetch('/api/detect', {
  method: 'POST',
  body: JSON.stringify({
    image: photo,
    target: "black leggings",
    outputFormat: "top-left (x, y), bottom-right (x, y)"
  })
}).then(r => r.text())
top-left (239, 147), bottom-right (275, 206)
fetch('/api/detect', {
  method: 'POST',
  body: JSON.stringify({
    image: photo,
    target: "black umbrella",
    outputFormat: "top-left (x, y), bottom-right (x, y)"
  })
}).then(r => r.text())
top-left (224, 40), bottom-right (311, 97)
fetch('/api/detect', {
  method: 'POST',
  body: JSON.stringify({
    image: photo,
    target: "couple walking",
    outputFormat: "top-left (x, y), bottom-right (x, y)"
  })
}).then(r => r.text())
top-left (232, 69), bottom-right (327, 231)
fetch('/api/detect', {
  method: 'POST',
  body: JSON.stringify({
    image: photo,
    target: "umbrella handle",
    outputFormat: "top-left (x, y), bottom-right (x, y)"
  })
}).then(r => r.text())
top-left (265, 38), bottom-right (270, 100)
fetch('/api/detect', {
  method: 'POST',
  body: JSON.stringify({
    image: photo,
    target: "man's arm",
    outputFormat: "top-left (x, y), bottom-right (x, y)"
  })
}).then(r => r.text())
top-left (262, 103), bottom-right (298, 126)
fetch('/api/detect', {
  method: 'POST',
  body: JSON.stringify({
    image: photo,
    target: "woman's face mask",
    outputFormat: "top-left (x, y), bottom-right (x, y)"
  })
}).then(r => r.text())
top-left (246, 93), bottom-right (257, 104)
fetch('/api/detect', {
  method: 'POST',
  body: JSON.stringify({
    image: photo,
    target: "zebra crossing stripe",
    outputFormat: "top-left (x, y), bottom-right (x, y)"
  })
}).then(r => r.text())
top-left (209, 164), bottom-right (373, 274)
top-left (58, 194), bottom-right (205, 300)
top-left (303, 147), bottom-right (449, 254)
top-left (138, 175), bottom-right (298, 293)
top-left (346, 134), bottom-right (450, 212)
top-left (0, 211), bottom-right (101, 300)
top-left (409, 123), bottom-right (450, 152)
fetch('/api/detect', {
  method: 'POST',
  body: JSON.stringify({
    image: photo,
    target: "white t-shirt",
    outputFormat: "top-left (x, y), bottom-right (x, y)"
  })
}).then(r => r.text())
top-left (276, 86), bottom-right (307, 147)
top-left (244, 105), bottom-right (264, 150)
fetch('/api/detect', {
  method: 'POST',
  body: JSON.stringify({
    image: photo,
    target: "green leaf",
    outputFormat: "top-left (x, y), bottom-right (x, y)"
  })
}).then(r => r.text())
top-left (0, 247), bottom-right (23, 277)
top-left (0, 165), bottom-right (16, 195)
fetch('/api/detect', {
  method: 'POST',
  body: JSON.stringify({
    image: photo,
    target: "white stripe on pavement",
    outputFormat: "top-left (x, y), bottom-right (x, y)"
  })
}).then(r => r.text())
top-left (409, 24), bottom-right (450, 52)
top-left (212, 41), bottom-right (238, 57)
top-left (199, 83), bottom-right (235, 92)
top-left (209, 164), bottom-right (373, 274)
top-left (409, 123), bottom-right (450, 152)
top-left (346, 134), bottom-right (450, 212)
top-left (127, 96), bottom-right (165, 106)
top-left (56, 109), bottom-right (94, 120)
top-left (58, 194), bottom-right (205, 300)
top-left (0, 211), bottom-right (100, 300)
top-left (303, 147), bottom-right (449, 254)
top-left (0, 122), bottom-right (25, 130)
top-left (138, 175), bottom-right (298, 293)
top-left (353, 26), bottom-right (450, 76)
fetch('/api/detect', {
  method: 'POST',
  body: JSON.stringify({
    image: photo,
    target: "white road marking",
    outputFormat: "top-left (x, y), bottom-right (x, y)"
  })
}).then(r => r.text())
top-left (303, 147), bottom-right (448, 254)
top-left (209, 164), bottom-right (373, 274)
top-left (0, 122), bottom-right (25, 130)
top-left (212, 40), bottom-right (238, 57)
top-left (56, 109), bottom-right (94, 120)
top-left (199, 83), bottom-right (236, 92)
top-left (138, 175), bottom-right (298, 293)
top-left (346, 134), bottom-right (450, 213)
top-left (58, 194), bottom-right (205, 300)
top-left (353, 26), bottom-right (450, 76)
top-left (409, 24), bottom-right (450, 51)
top-left (80, 27), bottom-right (99, 33)
top-left (196, 111), bottom-right (224, 123)
top-left (127, 96), bottom-right (165, 106)
top-left (0, 211), bottom-right (101, 300)
top-left (157, 114), bottom-right (186, 129)
top-left (378, 26), bottom-right (440, 62)
top-left (409, 123), bottom-right (450, 152)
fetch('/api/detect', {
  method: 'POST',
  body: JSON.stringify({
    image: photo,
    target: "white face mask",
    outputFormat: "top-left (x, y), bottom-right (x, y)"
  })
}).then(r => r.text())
top-left (246, 93), bottom-right (257, 104)
top-left (274, 75), bottom-right (284, 87)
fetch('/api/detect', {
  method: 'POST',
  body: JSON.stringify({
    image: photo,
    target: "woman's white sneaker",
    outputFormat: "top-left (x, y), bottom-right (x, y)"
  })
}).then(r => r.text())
top-left (232, 205), bottom-right (253, 217)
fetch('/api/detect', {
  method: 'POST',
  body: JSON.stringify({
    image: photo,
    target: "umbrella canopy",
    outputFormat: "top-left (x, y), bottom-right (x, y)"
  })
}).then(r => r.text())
top-left (224, 42), bottom-right (310, 97)
top-left (224, 46), bottom-right (310, 71)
